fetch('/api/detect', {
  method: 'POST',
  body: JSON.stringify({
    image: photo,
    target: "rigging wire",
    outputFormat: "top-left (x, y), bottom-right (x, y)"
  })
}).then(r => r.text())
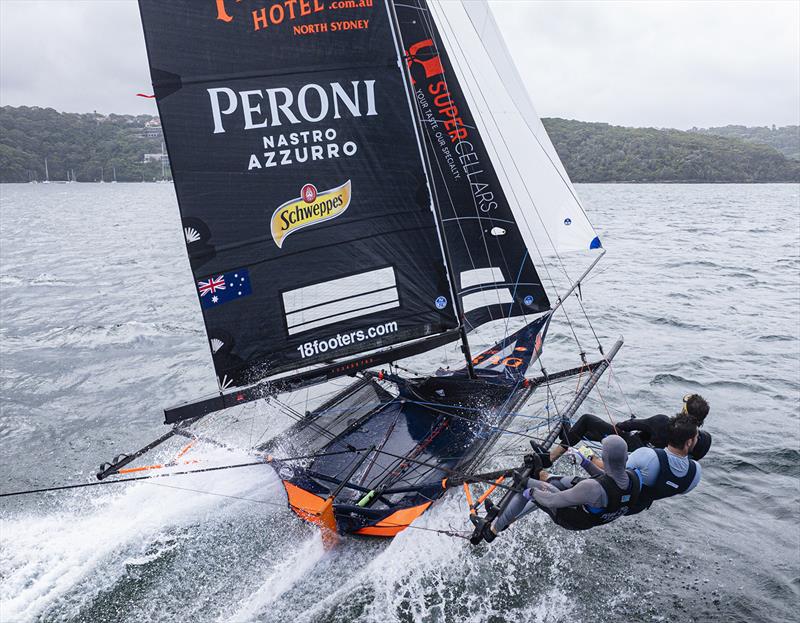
top-left (408, 3), bottom-right (619, 437)
top-left (415, 2), bottom-right (529, 288)
top-left (426, 2), bottom-right (632, 437)
top-left (143, 479), bottom-right (286, 507)
top-left (409, 0), bottom-right (526, 326)
top-left (429, 2), bottom-right (572, 293)
top-left (428, 1), bottom-right (640, 437)
top-left (0, 447), bottom-right (373, 499)
top-left (436, 4), bottom-right (580, 288)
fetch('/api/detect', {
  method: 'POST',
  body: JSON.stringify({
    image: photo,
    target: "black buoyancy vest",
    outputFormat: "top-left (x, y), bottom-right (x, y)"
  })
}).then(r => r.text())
top-left (630, 448), bottom-right (698, 514)
top-left (553, 469), bottom-right (642, 531)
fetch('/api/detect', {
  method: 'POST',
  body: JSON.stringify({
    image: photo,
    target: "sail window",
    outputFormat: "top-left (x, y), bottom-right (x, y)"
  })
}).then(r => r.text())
top-left (283, 267), bottom-right (400, 335)
top-left (460, 267), bottom-right (505, 290)
top-left (461, 288), bottom-right (513, 313)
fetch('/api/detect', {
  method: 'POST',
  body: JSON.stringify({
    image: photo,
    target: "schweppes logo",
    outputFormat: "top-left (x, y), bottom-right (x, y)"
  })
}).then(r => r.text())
top-left (270, 181), bottom-right (351, 248)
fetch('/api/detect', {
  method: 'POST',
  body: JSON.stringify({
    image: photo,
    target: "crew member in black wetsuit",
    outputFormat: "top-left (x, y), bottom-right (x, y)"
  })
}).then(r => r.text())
top-left (547, 393), bottom-right (711, 465)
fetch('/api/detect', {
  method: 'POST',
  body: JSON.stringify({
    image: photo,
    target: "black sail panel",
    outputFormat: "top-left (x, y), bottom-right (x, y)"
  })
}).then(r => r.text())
top-left (138, 0), bottom-right (458, 388)
top-left (393, 0), bottom-right (551, 331)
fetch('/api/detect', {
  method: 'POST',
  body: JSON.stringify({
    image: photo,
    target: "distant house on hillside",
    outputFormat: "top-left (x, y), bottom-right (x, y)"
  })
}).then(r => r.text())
top-left (140, 118), bottom-right (163, 138)
top-left (143, 153), bottom-right (169, 164)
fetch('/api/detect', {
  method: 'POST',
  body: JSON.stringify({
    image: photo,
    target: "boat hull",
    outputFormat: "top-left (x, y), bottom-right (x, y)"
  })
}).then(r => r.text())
top-left (265, 370), bottom-right (532, 537)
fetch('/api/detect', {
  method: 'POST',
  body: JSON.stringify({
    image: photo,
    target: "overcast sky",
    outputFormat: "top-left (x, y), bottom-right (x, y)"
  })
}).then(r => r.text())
top-left (1, 0), bottom-right (798, 129)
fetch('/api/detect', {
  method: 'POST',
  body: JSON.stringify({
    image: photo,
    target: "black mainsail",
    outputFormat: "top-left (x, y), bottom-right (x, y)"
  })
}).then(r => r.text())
top-left (139, 0), bottom-right (460, 390)
top-left (98, 0), bottom-right (618, 542)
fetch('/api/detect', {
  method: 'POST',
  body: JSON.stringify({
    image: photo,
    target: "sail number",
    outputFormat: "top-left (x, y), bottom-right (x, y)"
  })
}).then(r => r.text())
top-left (472, 354), bottom-right (524, 368)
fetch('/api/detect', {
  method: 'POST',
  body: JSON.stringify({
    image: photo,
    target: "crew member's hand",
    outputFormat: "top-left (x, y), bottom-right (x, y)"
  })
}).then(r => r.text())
top-left (567, 446), bottom-right (592, 466)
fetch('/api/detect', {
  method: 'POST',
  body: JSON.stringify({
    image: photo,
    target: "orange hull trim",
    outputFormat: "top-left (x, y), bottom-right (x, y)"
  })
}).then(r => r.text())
top-left (282, 480), bottom-right (432, 539)
top-left (283, 481), bottom-right (339, 547)
top-left (354, 501), bottom-right (432, 537)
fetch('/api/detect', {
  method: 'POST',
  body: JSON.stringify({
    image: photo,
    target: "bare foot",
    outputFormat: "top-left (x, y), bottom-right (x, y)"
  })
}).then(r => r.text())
top-left (549, 445), bottom-right (567, 463)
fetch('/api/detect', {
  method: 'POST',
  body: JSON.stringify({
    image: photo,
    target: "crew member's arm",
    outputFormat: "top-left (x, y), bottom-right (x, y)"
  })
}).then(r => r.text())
top-left (531, 479), bottom-right (604, 510)
top-left (568, 447), bottom-right (604, 477)
top-left (617, 414), bottom-right (670, 448)
top-left (615, 417), bottom-right (649, 434)
top-left (625, 447), bottom-right (659, 487)
top-left (583, 461), bottom-right (604, 477)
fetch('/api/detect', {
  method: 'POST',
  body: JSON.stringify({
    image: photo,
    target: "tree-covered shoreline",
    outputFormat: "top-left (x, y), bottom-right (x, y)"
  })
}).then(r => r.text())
top-left (1, 105), bottom-right (798, 183)
top-left (542, 118), bottom-right (799, 183)
top-left (0, 106), bottom-right (169, 184)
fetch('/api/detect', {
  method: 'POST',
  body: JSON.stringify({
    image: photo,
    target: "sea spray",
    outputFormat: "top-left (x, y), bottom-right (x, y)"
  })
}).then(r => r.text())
top-left (0, 447), bottom-right (278, 621)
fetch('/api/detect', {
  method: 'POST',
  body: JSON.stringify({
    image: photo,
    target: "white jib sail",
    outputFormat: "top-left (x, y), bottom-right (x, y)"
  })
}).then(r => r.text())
top-left (427, 0), bottom-right (601, 260)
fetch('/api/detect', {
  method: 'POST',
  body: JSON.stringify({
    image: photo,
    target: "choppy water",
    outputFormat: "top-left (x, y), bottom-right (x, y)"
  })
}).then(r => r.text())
top-left (0, 183), bottom-right (798, 623)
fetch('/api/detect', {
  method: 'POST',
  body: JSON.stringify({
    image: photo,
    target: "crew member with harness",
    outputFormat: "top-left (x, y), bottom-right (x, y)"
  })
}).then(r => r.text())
top-left (473, 435), bottom-right (641, 544)
top-left (625, 413), bottom-right (701, 515)
top-left (547, 393), bottom-right (712, 465)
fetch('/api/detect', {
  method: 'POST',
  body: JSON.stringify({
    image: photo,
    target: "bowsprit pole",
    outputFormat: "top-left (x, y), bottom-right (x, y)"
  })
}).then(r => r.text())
top-left (96, 418), bottom-right (202, 480)
top-left (469, 337), bottom-right (624, 542)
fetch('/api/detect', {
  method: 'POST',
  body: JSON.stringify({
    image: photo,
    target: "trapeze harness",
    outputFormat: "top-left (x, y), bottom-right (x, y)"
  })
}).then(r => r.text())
top-left (628, 448), bottom-right (698, 515)
top-left (548, 469), bottom-right (642, 531)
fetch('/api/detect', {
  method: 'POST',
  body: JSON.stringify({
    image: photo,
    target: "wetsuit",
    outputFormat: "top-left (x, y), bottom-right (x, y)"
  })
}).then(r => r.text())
top-left (625, 447), bottom-right (701, 515)
top-left (493, 435), bottom-right (640, 533)
top-left (561, 413), bottom-right (712, 460)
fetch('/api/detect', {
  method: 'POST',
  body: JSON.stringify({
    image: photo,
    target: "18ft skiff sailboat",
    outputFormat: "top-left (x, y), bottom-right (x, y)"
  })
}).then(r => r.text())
top-left (97, 0), bottom-right (624, 542)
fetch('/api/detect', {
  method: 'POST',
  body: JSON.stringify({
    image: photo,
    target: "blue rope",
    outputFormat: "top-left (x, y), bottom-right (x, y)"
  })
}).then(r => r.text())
top-left (503, 250), bottom-right (529, 338)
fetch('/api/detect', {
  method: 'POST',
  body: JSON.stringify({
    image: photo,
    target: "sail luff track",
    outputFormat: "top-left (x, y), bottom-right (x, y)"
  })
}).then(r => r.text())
top-left (410, 1), bottom-right (522, 325)
top-left (384, 0), bottom-right (476, 376)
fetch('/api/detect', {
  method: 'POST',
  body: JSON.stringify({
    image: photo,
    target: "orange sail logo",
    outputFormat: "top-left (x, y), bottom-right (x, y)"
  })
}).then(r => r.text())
top-left (270, 181), bottom-right (352, 248)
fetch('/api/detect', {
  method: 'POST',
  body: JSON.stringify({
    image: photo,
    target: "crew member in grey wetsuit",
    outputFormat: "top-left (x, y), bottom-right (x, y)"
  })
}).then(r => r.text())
top-left (476, 435), bottom-right (640, 543)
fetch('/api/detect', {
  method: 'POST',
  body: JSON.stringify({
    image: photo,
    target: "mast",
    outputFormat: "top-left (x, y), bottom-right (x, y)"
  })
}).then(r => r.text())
top-left (384, 0), bottom-right (475, 376)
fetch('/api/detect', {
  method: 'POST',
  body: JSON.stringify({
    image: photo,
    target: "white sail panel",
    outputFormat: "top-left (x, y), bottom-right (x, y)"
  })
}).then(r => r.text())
top-left (283, 268), bottom-right (400, 335)
top-left (462, 288), bottom-right (513, 313)
top-left (428, 0), bottom-right (601, 256)
top-left (460, 267), bottom-right (505, 289)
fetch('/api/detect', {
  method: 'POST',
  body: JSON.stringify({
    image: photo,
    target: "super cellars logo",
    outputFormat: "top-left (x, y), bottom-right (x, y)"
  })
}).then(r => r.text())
top-left (270, 181), bottom-right (352, 247)
top-left (406, 38), bottom-right (499, 214)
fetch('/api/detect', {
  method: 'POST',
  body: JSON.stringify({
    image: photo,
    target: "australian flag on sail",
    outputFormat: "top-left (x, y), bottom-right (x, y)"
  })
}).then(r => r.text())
top-left (197, 269), bottom-right (252, 309)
